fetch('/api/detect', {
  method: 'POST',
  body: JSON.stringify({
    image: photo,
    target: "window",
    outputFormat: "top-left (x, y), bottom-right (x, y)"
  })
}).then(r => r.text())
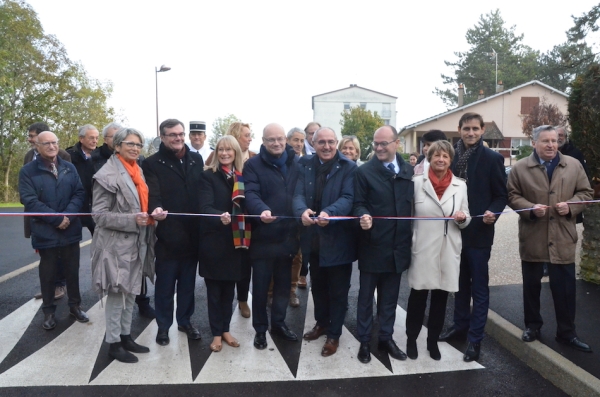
top-left (383, 119), bottom-right (390, 125)
top-left (511, 138), bottom-right (531, 156)
top-left (521, 97), bottom-right (539, 115)
top-left (360, 102), bottom-right (366, 109)
top-left (343, 102), bottom-right (350, 110)
top-left (382, 103), bottom-right (391, 118)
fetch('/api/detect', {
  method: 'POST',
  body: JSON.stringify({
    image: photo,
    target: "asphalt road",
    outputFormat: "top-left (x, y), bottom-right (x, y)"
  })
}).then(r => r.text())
top-left (0, 208), bottom-right (568, 396)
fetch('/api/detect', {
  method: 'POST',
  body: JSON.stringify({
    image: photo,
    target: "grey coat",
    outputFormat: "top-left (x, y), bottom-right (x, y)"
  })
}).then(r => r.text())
top-left (90, 155), bottom-right (156, 295)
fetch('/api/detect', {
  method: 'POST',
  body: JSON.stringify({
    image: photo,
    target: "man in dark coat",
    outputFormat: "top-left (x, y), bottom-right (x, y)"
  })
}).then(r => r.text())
top-left (293, 127), bottom-right (357, 357)
top-left (243, 123), bottom-right (300, 350)
top-left (19, 131), bottom-right (89, 330)
top-left (353, 125), bottom-right (414, 364)
top-left (141, 119), bottom-right (204, 346)
top-left (23, 122), bottom-right (71, 301)
top-left (66, 124), bottom-right (99, 235)
top-left (557, 125), bottom-right (588, 225)
top-left (439, 112), bottom-right (508, 362)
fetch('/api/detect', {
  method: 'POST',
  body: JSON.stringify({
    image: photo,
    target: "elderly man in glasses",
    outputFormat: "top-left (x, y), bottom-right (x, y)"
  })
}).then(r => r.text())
top-left (353, 125), bottom-right (414, 363)
top-left (243, 123), bottom-right (300, 350)
top-left (508, 125), bottom-right (593, 352)
top-left (142, 119), bottom-right (204, 346)
top-left (19, 131), bottom-right (89, 330)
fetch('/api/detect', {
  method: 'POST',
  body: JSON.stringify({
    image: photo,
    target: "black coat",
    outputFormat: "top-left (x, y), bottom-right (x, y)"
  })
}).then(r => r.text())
top-left (197, 168), bottom-right (244, 281)
top-left (19, 156), bottom-right (84, 249)
top-left (141, 143), bottom-right (204, 259)
top-left (353, 154), bottom-right (414, 273)
top-left (451, 141), bottom-right (507, 248)
top-left (293, 153), bottom-right (358, 267)
top-left (560, 142), bottom-right (589, 177)
top-left (243, 144), bottom-right (299, 259)
top-left (66, 142), bottom-right (95, 213)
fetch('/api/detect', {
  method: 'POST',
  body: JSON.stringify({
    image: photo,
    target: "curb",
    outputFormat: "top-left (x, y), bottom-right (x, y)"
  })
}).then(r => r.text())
top-left (486, 309), bottom-right (600, 397)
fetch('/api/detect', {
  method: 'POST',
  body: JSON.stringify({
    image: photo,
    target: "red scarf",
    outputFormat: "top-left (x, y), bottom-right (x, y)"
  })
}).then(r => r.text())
top-left (117, 154), bottom-right (154, 225)
top-left (428, 167), bottom-right (453, 200)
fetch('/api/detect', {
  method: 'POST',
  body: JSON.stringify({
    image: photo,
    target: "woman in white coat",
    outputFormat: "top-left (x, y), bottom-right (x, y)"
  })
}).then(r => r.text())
top-left (405, 140), bottom-right (471, 361)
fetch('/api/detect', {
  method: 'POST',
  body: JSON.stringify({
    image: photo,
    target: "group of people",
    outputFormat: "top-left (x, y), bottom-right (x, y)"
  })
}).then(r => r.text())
top-left (19, 111), bottom-right (593, 366)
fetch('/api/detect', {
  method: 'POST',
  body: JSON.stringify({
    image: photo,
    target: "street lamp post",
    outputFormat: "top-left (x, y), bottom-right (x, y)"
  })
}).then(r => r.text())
top-left (155, 64), bottom-right (171, 136)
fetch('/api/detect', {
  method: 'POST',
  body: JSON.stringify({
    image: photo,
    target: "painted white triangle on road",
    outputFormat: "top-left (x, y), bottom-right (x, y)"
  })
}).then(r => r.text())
top-left (0, 298), bottom-right (42, 366)
top-left (0, 297), bottom-right (107, 387)
top-left (296, 292), bottom-right (392, 380)
top-left (194, 293), bottom-right (295, 384)
top-left (91, 294), bottom-right (193, 385)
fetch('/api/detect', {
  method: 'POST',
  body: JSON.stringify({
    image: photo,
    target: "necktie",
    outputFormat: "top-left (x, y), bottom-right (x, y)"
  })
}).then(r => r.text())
top-left (387, 163), bottom-right (395, 174)
top-left (50, 162), bottom-right (58, 179)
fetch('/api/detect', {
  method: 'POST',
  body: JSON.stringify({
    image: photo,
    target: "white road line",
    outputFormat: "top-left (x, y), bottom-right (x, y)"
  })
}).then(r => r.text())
top-left (194, 293), bottom-right (296, 384)
top-left (0, 296), bottom-right (106, 387)
top-left (0, 298), bottom-right (43, 365)
top-left (296, 292), bottom-right (392, 380)
top-left (91, 295), bottom-right (193, 385)
top-left (0, 239), bottom-right (92, 284)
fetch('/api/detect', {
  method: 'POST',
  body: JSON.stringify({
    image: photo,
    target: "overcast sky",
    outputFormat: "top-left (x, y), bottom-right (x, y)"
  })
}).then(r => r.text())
top-left (26, 0), bottom-right (599, 151)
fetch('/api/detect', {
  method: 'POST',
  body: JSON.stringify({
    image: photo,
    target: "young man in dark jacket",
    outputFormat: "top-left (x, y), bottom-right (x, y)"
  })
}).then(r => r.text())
top-left (243, 123), bottom-right (300, 350)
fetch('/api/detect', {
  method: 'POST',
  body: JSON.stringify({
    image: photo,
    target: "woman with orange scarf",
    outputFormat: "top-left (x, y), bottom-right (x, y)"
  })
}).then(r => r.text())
top-left (91, 128), bottom-right (165, 363)
top-left (405, 140), bottom-right (471, 361)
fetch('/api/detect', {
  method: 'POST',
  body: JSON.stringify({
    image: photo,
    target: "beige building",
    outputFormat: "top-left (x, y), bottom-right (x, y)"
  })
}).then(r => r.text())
top-left (400, 80), bottom-right (568, 165)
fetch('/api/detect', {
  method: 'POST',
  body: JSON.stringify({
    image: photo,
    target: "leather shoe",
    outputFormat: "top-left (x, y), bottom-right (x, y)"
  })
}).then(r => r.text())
top-left (303, 324), bottom-right (328, 341)
top-left (406, 339), bottom-right (418, 360)
top-left (438, 326), bottom-right (467, 342)
top-left (42, 313), bottom-right (56, 330)
top-left (378, 339), bottom-right (407, 361)
top-left (321, 338), bottom-right (339, 357)
top-left (69, 306), bottom-right (89, 323)
top-left (254, 332), bottom-right (267, 350)
top-left (108, 342), bottom-right (138, 363)
top-left (427, 341), bottom-right (441, 361)
top-left (54, 286), bottom-right (66, 300)
top-left (555, 336), bottom-right (592, 353)
top-left (297, 276), bottom-right (307, 289)
top-left (522, 328), bottom-right (541, 342)
top-left (239, 301), bottom-right (251, 318)
top-left (156, 330), bottom-right (169, 346)
top-left (463, 342), bottom-right (480, 362)
top-left (178, 324), bottom-right (201, 340)
top-left (289, 292), bottom-right (300, 308)
top-left (270, 325), bottom-right (298, 341)
top-left (357, 342), bottom-right (371, 363)
top-left (121, 334), bottom-right (150, 353)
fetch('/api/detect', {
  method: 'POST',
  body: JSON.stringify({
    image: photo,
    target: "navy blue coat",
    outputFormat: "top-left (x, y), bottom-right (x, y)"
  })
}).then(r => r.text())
top-left (293, 153), bottom-right (357, 267)
top-left (353, 154), bottom-right (414, 273)
top-left (243, 144), bottom-right (299, 259)
top-left (451, 141), bottom-right (507, 248)
top-left (19, 156), bottom-right (84, 249)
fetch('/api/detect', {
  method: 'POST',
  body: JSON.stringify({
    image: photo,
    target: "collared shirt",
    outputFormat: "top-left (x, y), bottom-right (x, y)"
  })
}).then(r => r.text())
top-left (534, 152), bottom-right (559, 182)
top-left (383, 158), bottom-right (399, 174)
top-left (189, 145), bottom-right (213, 163)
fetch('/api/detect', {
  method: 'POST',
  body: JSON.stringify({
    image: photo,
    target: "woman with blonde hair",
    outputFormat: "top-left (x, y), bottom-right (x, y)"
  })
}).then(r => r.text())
top-left (338, 135), bottom-right (363, 165)
top-left (198, 135), bottom-right (251, 352)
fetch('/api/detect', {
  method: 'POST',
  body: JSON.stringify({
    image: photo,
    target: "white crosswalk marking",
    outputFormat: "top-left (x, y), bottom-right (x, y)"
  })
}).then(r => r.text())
top-left (91, 294), bottom-right (193, 385)
top-left (0, 297), bottom-right (106, 387)
top-left (296, 293), bottom-right (392, 380)
top-left (0, 298), bottom-right (42, 365)
top-left (194, 293), bottom-right (295, 383)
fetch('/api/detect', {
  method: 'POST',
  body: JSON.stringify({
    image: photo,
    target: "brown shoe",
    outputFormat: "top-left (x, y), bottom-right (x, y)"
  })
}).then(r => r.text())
top-left (238, 301), bottom-right (251, 318)
top-left (297, 276), bottom-right (307, 289)
top-left (34, 292), bottom-right (42, 299)
top-left (321, 338), bottom-right (339, 357)
top-left (303, 324), bottom-right (328, 341)
top-left (289, 292), bottom-right (300, 308)
top-left (54, 286), bottom-right (66, 300)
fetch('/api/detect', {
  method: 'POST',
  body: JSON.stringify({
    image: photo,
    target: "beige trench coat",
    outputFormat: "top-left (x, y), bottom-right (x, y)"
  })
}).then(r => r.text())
top-left (507, 152), bottom-right (593, 264)
top-left (408, 167), bottom-right (471, 292)
top-left (91, 155), bottom-right (156, 295)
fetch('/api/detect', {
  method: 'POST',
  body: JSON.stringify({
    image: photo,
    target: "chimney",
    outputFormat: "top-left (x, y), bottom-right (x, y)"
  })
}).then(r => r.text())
top-left (457, 84), bottom-right (464, 107)
top-left (478, 90), bottom-right (484, 100)
top-left (496, 80), bottom-right (504, 93)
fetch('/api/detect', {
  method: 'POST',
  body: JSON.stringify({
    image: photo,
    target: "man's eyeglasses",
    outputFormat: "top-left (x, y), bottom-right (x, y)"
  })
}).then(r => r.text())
top-left (263, 137), bottom-right (286, 144)
top-left (315, 140), bottom-right (337, 147)
top-left (163, 133), bottom-right (185, 139)
top-left (121, 141), bottom-right (144, 149)
top-left (37, 141), bottom-right (59, 147)
top-left (372, 140), bottom-right (396, 148)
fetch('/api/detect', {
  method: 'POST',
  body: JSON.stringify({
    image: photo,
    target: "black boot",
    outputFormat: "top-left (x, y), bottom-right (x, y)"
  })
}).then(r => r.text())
top-left (121, 335), bottom-right (150, 353)
top-left (108, 342), bottom-right (138, 363)
top-left (406, 339), bottom-right (418, 360)
top-left (427, 338), bottom-right (441, 361)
